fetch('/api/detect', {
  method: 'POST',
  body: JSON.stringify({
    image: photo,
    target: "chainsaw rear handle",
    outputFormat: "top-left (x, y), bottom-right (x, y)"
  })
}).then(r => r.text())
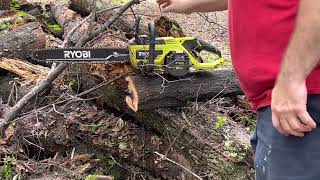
top-left (195, 39), bottom-right (222, 57)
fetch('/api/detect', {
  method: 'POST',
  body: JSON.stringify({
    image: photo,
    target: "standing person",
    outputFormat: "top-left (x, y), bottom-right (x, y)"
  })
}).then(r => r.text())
top-left (157, 0), bottom-right (320, 179)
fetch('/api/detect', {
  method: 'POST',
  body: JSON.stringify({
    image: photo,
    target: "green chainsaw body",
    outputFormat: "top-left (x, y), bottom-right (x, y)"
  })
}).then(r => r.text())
top-left (128, 36), bottom-right (225, 77)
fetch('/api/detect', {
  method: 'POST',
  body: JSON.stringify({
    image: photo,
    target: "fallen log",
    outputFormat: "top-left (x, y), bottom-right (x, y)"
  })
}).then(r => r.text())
top-left (1, 97), bottom-right (253, 179)
top-left (124, 70), bottom-right (243, 111)
top-left (50, 4), bottom-right (98, 46)
top-left (69, 0), bottom-right (148, 36)
top-left (133, 102), bottom-right (254, 179)
top-left (0, 58), bottom-right (49, 83)
top-left (3, 101), bottom-right (196, 179)
top-left (57, 69), bottom-right (252, 180)
top-left (0, 22), bottom-right (46, 59)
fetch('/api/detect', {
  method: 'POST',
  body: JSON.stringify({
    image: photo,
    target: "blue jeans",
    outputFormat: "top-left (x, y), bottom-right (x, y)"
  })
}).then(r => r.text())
top-left (251, 95), bottom-right (320, 180)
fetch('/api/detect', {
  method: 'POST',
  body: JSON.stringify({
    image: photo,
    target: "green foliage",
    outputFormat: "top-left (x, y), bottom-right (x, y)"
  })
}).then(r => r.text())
top-left (216, 115), bottom-right (227, 129)
top-left (85, 174), bottom-right (98, 180)
top-left (0, 156), bottom-right (18, 180)
top-left (85, 169), bottom-right (120, 180)
top-left (238, 116), bottom-right (256, 133)
top-left (10, 0), bottom-right (21, 9)
top-left (224, 140), bottom-right (249, 161)
top-left (111, 169), bottom-right (120, 180)
top-left (0, 21), bottom-right (12, 31)
top-left (111, 0), bottom-right (129, 5)
top-left (90, 123), bottom-right (100, 133)
top-left (48, 24), bottom-right (63, 31)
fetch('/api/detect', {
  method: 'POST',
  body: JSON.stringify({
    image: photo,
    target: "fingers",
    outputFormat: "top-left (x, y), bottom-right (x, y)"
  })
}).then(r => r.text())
top-left (272, 107), bottom-right (316, 137)
top-left (162, 4), bottom-right (175, 13)
top-left (280, 115), bottom-right (308, 137)
top-left (157, 0), bottom-right (170, 6)
top-left (297, 110), bottom-right (317, 128)
top-left (272, 112), bottom-right (288, 136)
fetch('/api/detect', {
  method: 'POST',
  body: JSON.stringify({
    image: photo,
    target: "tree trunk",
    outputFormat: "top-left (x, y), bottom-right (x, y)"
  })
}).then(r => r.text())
top-left (0, 22), bottom-right (46, 59)
top-left (0, 0), bottom-right (10, 10)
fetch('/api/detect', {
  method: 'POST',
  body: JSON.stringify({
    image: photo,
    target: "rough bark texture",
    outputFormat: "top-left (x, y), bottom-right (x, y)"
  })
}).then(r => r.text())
top-left (132, 106), bottom-right (254, 180)
top-left (50, 4), bottom-right (98, 45)
top-left (70, 0), bottom-right (148, 36)
top-left (0, 22), bottom-right (46, 59)
top-left (125, 70), bottom-right (243, 111)
top-left (4, 101), bottom-right (197, 180)
top-left (0, 0), bottom-right (10, 10)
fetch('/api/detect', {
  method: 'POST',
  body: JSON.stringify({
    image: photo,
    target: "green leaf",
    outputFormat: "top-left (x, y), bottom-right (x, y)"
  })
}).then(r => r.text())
top-left (215, 115), bottom-right (227, 129)
top-left (11, 0), bottom-right (21, 9)
top-left (111, 0), bottom-right (129, 5)
top-left (118, 142), bottom-right (127, 150)
top-left (48, 24), bottom-right (63, 31)
top-left (0, 23), bottom-right (7, 31)
top-left (85, 174), bottom-right (97, 180)
top-left (16, 11), bottom-right (26, 17)
top-left (111, 169), bottom-right (120, 180)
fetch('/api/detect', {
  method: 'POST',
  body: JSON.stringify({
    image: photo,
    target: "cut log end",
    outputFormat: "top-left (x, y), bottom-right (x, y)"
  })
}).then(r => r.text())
top-left (125, 76), bottom-right (139, 112)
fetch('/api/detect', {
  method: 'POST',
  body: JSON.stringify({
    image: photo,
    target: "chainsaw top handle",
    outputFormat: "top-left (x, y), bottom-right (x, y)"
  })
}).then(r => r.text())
top-left (146, 21), bottom-right (156, 73)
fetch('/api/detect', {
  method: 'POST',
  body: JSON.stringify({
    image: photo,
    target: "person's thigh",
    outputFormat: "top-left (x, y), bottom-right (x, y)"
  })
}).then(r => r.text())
top-left (252, 95), bottom-right (320, 180)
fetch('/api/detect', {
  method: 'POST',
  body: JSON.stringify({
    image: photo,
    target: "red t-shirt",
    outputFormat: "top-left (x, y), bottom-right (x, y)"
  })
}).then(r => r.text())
top-left (228, 0), bottom-right (320, 110)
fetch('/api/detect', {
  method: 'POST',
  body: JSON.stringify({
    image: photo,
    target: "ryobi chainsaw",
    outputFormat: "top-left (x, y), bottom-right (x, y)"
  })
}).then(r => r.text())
top-left (31, 17), bottom-right (225, 78)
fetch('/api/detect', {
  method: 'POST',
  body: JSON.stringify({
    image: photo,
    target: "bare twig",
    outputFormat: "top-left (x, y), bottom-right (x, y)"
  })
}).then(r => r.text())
top-left (110, 155), bottom-right (141, 175)
top-left (23, 137), bottom-right (44, 151)
top-left (12, 72), bottom-right (129, 123)
top-left (77, 0), bottom-right (141, 46)
top-left (154, 152), bottom-right (202, 180)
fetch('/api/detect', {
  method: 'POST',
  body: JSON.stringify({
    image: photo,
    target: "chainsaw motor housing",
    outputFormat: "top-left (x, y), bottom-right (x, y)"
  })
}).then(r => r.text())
top-left (128, 36), bottom-right (225, 78)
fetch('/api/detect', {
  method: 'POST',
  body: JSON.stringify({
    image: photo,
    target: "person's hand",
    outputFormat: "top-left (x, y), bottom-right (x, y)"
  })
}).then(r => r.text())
top-left (157, 0), bottom-right (191, 13)
top-left (271, 79), bottom-right (317, 137)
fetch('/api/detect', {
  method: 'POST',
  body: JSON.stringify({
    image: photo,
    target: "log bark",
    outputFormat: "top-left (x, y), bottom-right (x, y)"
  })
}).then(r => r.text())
top-left (132, 104), bottom-right (254, 180)
top-left (124, 70), bottom-right (243, 111)
top-left (0, 22), bottom-right (46, 59)
top-left (4, 101), bottom-right (197, 179)
top-left (89, 70), bottom-right (243, 112)
top-left (2, 98), bottom-right (253, 180)
top-left (0, 0), bottom-right (10, 10)
top-left (50, 4), bottom-right (98, 46)
top-left (69, 0), bottom-right (148, 36)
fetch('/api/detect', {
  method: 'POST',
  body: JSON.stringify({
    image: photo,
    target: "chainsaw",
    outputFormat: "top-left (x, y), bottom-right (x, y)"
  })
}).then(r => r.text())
top-left (31, 17), bottom-right (225, 78)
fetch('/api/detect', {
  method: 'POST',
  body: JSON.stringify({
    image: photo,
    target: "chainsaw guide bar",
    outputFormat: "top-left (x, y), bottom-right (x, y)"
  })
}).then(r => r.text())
top-left (31, 47), bottom-right (130, 64)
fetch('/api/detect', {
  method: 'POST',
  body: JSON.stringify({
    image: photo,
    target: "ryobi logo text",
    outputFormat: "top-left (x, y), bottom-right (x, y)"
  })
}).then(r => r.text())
top-left (64, 51), bottom-right (91, 59)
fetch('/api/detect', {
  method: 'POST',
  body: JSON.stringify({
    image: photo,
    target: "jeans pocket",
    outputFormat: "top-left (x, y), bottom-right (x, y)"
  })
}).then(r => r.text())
top-left (250, 129), bottom-right (258, 155)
